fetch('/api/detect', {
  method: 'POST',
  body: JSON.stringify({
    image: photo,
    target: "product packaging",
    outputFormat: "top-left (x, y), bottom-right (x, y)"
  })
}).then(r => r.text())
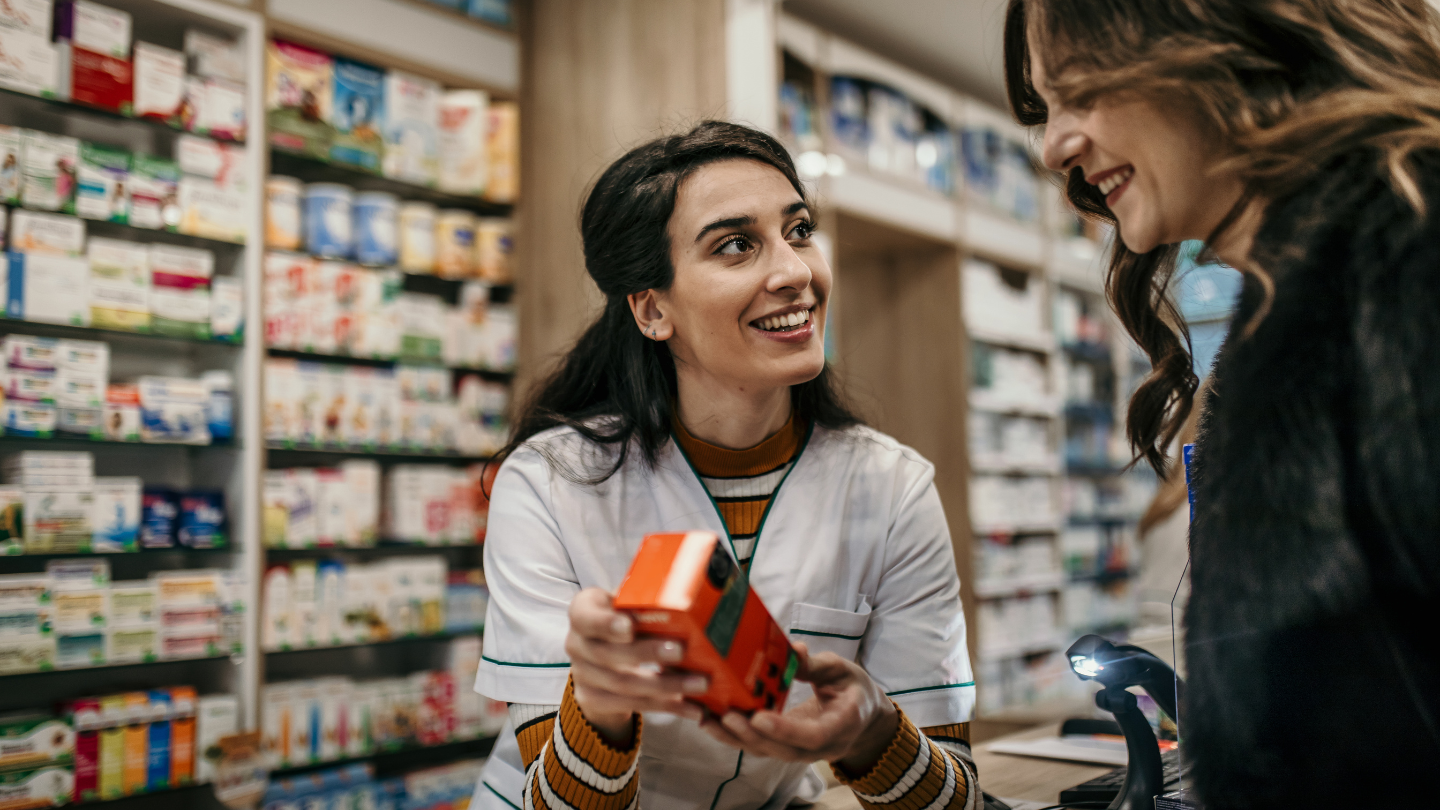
top-left (612, 531), bottom-right (800, 715)
top-left (0, 487), bottom-right (23, 555)
top-left (23, 487), bottom-right (94, 553)
top-left (0, 27), bottom-right (59, 97)
top-left (484, 101), bottom-right (519, 203)
top-left (266, 39), bottom-right (335, 159)
top-left (8, 209), bottom-right (86, 255)
top-left (137, 376), bottom-right (210, 444)
top-left (149, 287), bottom-right (210, 339)
top-left (91, 476), bottom-right (140, 552)
top-left (168, 686), bottom-right (197, 786)
top-left (185, 29), bottom-right (243, 83)
top-left (177, 173), bottom-right (248, 242)
top-left (437, 90), bottom-right (487, 195)
top-left (0, 401), bottom-right (55, 436)
top-left (304, 183), bottom-right (352, 259)
top-left (194, 695), bottom-right (237, 784)
top-left (51, 588), bottom-right (105, 634)
top-left (209, 278), bottom-right (242, 341)
top-left (352, 191), bottom-right (398, 266)
top-left (433, 209), bottom-right (475, 278)
top-left (87, 236), bottom-right (149, 331)
top-left (187, 77), bottom-right (246, 141)
top-left (474, 218), bottom-right (513, 283)
top-left (6, 252), bottom-right (90, 326)
top-left (398, 201), bottom-right (437, 273)
top-left (126, 154), bottom-right (180, 230)
top-left (55, 0), bottom-right (132, 58)
top-left (133, 41), bottom-right (184, 122)
top-left (0, 126), bottom-right (22, 204)
top-left (330, 57), bottom-right (385, 171)
top-left (0, 765), bottom-right (74, 806)
top-left (0, 0), bottom-right (51, 37)
top-left (265, 175), bottom-right (302, 250)
top-left (382, 70), bottom-right (440, 186)
top-left (20, 130), bottom-right (80, 213)
top-left (177, 491), bottom-right (225, 549)
top-left (103, 384), bottom-right (140, 441)
top-left (62, 41), bottom-right (134, 114)
top-left (75, 142), bottom-right (130, 222)
top-left (0, 713), bottom-right (75, 770)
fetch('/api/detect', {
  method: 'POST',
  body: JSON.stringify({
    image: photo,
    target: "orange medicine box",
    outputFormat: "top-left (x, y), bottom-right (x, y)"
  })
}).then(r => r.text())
top-left (612, 531), bottom-right (799, 716)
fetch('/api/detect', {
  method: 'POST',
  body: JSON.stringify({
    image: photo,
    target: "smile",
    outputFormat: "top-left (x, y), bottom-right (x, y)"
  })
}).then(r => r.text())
top-left (1092, 166), bottom-right (1134, 204)
top-left (752, 308), bottom-right (812, 333)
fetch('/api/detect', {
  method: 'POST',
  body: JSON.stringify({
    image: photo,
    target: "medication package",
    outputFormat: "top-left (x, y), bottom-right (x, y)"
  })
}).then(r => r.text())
top-left (612, 531), bottom-right (798, 716)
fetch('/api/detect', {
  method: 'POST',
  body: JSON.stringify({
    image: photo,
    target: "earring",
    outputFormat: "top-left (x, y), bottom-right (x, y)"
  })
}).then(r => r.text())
top-left (649, 328), bottom-right (656, 339)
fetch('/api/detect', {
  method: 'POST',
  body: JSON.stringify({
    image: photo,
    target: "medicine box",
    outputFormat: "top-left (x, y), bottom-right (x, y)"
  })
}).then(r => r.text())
top-left (76, 142), bottom-right (130, 222)
top-left (87, 237), bottom-right (150, 331)
top-left (92, 476), bottom-right (141, 552)
top-left (266, 39), bottom-right (335, 160)
top-left (55, 0), bottom-right (132, 57)
top-left (331, 57), bottom-right (385, 171)
top-left (0, 126), bottom-right (22, 204)
top-left (138, 376), bottom-right (210, 444)
top-left (2, 402), bottom-right (57, 437)
top-left (0, 27), bottom-right (59, 98)
top-left (7, 252), bottom-right (91, 326)
top-left (184, 30), bottom-right (244, 84)
top-left (8, 209), bottom-right (86, 255)
top-left (0, 487), bottom-right (22, 555)
top-left (0, 764), bottom-right (75, 806)
top-left (20, 130), bottom-right (80, 213)
top-left (612, 531), bottom-right (799, 716)
top-left (133, 41), bottom-right (184, 122)
top-left (65, 42), bottom-right (134, 114)
top-left (195, 695), bottom-right (237, 783)
top-left (127, 154), bottom-right (179, 230)
top-left (23, 486), bottom-right (94, 553)
top-left (0, 712), bottom-right (75, 769)
top-left (0, 0), bottom-right (52, 38)
top-left (383, 70), bottom-right (440, 186)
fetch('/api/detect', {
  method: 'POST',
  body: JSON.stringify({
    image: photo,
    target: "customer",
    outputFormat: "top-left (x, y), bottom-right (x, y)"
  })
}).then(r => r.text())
top-left (472, 121), bottom-right (979, 810)
top-left (1004, 0), bottom-right (1440, 806)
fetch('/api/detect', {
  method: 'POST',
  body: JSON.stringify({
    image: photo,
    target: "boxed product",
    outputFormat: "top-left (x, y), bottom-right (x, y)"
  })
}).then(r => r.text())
top-left (474, 218), bottom-right (513, 283)
top-left (0, 0), bottom-right (52, 37)
top-left (92, 476), bottom-right (141, 552)
top-left (1, 402), bottom-right (54, 437)
top-left (4, 335), bottom-right (59, 369)
top-left (8, 209), bottom-right (86, 255)
top-left (202, 370), bottom-right (233, 440)
top-left (75, 142), bottom-right (130, 222)
top-left (133, 41), bottom-right (185, 122)
top-left (177, 491), bottom-right (224, 549)
top-left (87, 237), bottom-right (149, 330)
top-left (0, 27), bottom-right (59, 97)
top-left (0, 764), bottom-right (74, 806)
top-left (438, 90), bottom-right (487, 196)
top-left (6, 252), bottom-right (90, 326)
top-left (330, 57), bottom-right (385, 171)
top-left (383, 70), bottom-right (440, 186)
top-left (188, 77), bottom-right (245, 141)
top-left (0, 712), bottom-right (75, 769)
top-left (20, 130), bottom-right (80, 213)
top-left (0, 487), bottom-right (22, 554)
top-left (55, 630), bottom-right (105, 667)
top-left (127, 154), bottom-right (180, 230)
top-left (261, 565), bottom-right (292, 647)
top-left (177, 175), bottom-right (246, 243)
top-left (108, 581), bottom-right (156, 627)
top-left (195, 695), bottom-right (237, 784)
top-left (64, 41), bottom-right (134, 114)
top-left (185, 30), bottom-right (244, 84)
top-left (103, 384), bottom-right (140, 441)
top-left (266, 39), bottom-right (335, 160)
top-left (138, 376), bottom-right (210, 444)
top-left (55, 1), bottom-right (133, 58)
top-left (484, 101), bottom-right (519, 203)
top-left (52, 587), bottom-right (105, 634)
top-left (6, 368), bottom-right (57, 404)
top-left (24, 487), bottom-right (95, 553)
top-left (105, 625), bottom-right (156, 663)
top-left (58, 406), bottom-right (103, 439)
top-left (0, 126), bottom-right (21, 204)
top-left (612, 531), bottom-right (800, 715)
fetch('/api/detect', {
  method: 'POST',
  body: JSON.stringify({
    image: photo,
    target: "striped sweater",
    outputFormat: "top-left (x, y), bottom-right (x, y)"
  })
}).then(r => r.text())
top-left (514, 417), bottom-right (977, 809)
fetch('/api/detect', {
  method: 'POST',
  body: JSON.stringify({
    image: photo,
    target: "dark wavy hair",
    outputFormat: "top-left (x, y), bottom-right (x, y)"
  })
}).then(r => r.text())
top-left (1004, 0), bottom-right (1440, 475)
top-left (503, 120), bottom-right (862, 483)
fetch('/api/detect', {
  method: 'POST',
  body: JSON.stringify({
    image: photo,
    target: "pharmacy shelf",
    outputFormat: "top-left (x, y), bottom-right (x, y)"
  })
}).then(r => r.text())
top-left (265, 543), bottom-right (482, 558)
top-left (265, 443), bottom-right (489, 464)
top-left (263, 630), bottom-right (481, 656)
top-left (0, 652), bottom-right (234, 681)
top-left (1062, 341), bottom-right (1113, 364)
top-left (969, 390), bottom-right (1062, 418)
top-left (974, 571), bottom-right (1066, 599)
top-left (265, 347), bottom-right (514, 380)
top-left (0, 84), bottom-right (243, 145)
top-left (79, 783), bottom-right (217, 809)
top-left (269, 149), bottom-right (513, 217)
top-left (0, 319), bottom-right (243, 349)
top-left (269, 734), bottom-right (497, 779)
top-left (0, 436), bottom-right (239, 451)
top-left (84, 218), bottom-right (246, 250)
top-left (1066, 463), bottom-right (1132, 477)
top-left (977, 637), bottom-right (1066, 664)
top-left (968, 327), bottom-right (1057, 355)
top-left (973, 521), bottom-right (1063, 537)
top-left (0, 547), bottom-right (233, 561)
top-left (970, 457), bottom-right (1063, 476)
top-left (1063, 401), bottom-right (1114, 423)
top-left (1066, 514), bottom-right (1137, 527)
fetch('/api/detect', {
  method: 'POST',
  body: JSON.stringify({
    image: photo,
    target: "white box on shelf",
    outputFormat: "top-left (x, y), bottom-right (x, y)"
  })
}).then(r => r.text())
top-left (6, 253), bottom-right (90, 326)
top-left (0, 28), bottom-right (58, 97)
top-left (8, 210), bottom-right (86, 255)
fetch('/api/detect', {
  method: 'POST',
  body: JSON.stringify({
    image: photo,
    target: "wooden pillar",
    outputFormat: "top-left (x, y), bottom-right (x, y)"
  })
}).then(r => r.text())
top-left (516, 0), bottom-right (729, 395)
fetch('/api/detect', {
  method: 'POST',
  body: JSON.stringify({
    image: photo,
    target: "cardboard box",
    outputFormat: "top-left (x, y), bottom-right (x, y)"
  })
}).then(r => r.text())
top-left (137, 376), bottom-right (210, 444)
top-left (88, 237), bottom-right (149, 331)
top-left (0, 764), bottom-right (74, 806)
top-left (8, 209), bottom-right (86, 255)
top-left (612, 531), bottom-right (799, 716)
top-left (485, 101), bottom-right (519, 204)
top-left (177, 175), bottom-right (246, 243)
top-left (0, 712), bottom-right (74, 770)
top-left (103, 384), bottom-right (140, 441)
top-left (76, 142), bottom-right (130, 222)
top-left (0, 126), bottom-right (21, 204)
top-left (190, 77), bottom-right (245, 141)
top-left (24, 487), bottom-right (94, 553)
top-left (1, 402), bottom-right (56, 437)
top-left (266, 39), bottom-right (334, 160)
top-left (20, 130), bottom-right (80, 213)
top-left (126, 154), bottom-right (179, 230)
top-left (383, 70), bottom-right (440, 186)
top-left (330, 57), bottom-right (385, 171)
top-left (184, 30), bottom-right (243, 84)
top-left (133, 41), bottom-right (184, 121)
top-left (108, 581), bottom-right (155, 626)
top-left (67, 44), bottom-right (134, 114)
top-left (55, 0), bottom-right (132, 57)
top-left (0, 27), bottom-right (58, 97)
top-left (437, 90), bottom-right (487, 195)
top-left (7, 252), bottom-right (91, 325)
top-left (0, 0), bottom-right (52, 38)
top-left (92, 476), bottom-right (140, 552)
top-left (51, 588), bottom-right (105, 633)
top-left (149, 288), bottom-right (211, 340)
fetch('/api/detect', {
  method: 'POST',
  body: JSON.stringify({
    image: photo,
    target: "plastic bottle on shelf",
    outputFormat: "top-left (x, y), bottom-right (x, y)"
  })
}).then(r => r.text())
top-left (434, 209), bottom-right (476, 278)
top-left (266, 175), bottom-right (303, 251)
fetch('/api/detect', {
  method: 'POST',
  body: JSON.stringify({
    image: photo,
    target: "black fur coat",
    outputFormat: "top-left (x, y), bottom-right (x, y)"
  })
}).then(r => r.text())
top-left (1186, 149), bottom-right (1440, 808)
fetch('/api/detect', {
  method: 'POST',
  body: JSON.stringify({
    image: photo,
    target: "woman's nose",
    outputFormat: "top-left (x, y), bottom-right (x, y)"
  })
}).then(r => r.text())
top-left (769, 243), bottom-right (813, 291)
top-left (1042, 112), bottom-right (1087, 173)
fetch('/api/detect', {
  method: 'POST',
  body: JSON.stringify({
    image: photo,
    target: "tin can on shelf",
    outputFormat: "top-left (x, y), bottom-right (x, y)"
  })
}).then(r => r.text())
top-left (353, 191), bottom-right (399, 267)
top-left (434, 209), bottom-right (477, 278)
top-left (265, 176), bottom-right (303, 251)
top-left (399, 201), bottom-right (437, 273)
top-left (303, 183), bottom-right (353, 259)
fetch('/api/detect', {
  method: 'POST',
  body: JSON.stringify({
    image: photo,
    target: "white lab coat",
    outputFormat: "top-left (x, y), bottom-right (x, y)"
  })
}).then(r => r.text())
top-left (472, 423), bottom-right (975, 810)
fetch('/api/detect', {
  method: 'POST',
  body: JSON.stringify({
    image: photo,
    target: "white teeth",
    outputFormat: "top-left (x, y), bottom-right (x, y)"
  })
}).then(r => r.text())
top-left (1095, 168), bottom-right (1133, 196)
top-left (756, 309), bottom-right (810, 332)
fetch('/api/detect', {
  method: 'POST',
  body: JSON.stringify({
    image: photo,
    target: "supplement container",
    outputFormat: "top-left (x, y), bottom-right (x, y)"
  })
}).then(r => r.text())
top-left (398, 202), bottom-right (437, 273)
top-left (265, 176), bottom-right (303, 250)
top-left (474, 218), bottom-right (514, 284)
top-left (352, 191), bottom-right (399, 266)
top-left (434, 209), bottom-right (477, 278)
top-left (303, 183), bottom-right (353, 259)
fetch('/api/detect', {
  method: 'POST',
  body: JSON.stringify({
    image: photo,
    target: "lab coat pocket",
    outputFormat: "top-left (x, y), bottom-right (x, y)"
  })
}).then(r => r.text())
top-left (788, 600), bottom-right (872, 663)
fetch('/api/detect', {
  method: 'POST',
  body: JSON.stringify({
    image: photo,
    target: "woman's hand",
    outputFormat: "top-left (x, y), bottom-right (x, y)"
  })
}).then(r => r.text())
top-left (566, 587), bottom-right (707, 744)
top-left (697, 643), bottom-right (899, 770)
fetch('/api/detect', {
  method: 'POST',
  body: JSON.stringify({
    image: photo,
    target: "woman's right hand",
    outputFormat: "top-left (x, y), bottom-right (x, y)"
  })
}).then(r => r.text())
top-left (565, 587), bottom-right (708, 744)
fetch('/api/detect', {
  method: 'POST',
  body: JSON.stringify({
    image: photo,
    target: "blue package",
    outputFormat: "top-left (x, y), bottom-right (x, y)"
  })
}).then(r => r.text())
top-left (203, 371), bottom-right (233, 442)
top-left (330, 58), bottom-right (386, 171)
top-left (141, 489), bottom-right (178, 549)
top-left (178, 490), bottom-right (226, 549)
top-left (148, 690), bottom-right (173, 791)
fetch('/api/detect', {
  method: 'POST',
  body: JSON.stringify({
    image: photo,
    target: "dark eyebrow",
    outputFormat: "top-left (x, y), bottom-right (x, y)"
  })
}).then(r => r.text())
top-left (692, 201), bottom-right (810, 244)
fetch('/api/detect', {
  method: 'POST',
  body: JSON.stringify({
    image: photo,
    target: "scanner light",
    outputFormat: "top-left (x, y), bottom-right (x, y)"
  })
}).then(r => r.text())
top-left (1071, 654), bottom-right (1105, 678)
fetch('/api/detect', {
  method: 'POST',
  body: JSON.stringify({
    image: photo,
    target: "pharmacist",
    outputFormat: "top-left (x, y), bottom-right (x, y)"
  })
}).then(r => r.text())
top-left (472, 122), bottom-right (979, 810)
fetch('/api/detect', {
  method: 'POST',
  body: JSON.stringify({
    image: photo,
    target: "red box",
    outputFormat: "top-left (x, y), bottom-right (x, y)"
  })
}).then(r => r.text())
top-left (71, 46), bottom-right (134, 115)
top-left (612, 531), bottom-right (799, 716)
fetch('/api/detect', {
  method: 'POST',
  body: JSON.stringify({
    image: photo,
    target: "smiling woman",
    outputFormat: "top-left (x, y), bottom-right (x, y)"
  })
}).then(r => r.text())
top-left (469, 122), bottom-right (980, 810)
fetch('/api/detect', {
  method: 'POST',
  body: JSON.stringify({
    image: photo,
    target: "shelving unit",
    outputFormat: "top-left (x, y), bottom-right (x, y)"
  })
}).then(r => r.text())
top-left (773, 13), bottom-right (1149, 722)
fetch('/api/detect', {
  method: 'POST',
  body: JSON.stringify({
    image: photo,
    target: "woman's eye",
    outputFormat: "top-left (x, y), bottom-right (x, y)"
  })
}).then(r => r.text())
top-left (788, 221), bottom-right (815, 240)
top-left (716, 236), bottom-right (751, 256)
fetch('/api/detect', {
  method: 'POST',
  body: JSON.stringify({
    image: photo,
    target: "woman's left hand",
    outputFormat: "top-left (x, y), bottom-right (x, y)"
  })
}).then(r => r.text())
top-left (698, 642), bottom-right (899, 770)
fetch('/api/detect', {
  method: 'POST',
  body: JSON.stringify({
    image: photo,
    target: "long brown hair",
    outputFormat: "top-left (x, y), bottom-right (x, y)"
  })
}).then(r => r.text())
top-left (1004, 0), bottom-right (1440, 475)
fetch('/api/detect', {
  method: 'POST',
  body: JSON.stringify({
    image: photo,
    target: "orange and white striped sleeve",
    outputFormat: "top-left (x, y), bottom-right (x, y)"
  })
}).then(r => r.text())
top-left (832, 707), bottom-right (980, 810)
top-left (513, 677), bottom-right (642, 810)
